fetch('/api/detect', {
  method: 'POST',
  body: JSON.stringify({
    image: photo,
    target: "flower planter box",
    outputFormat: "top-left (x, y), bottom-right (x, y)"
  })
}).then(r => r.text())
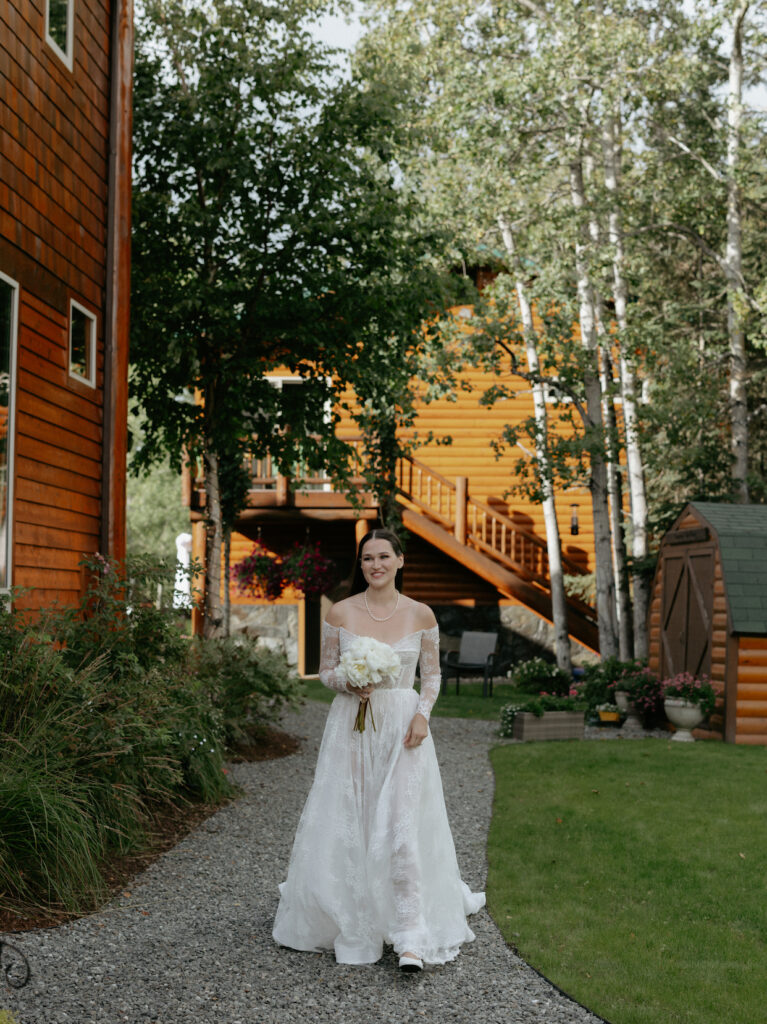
top-left (512, 710), bottom-right (585, 742)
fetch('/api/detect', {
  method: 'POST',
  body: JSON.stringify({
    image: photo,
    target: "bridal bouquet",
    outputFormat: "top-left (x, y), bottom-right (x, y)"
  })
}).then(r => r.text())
top-left (340, 636), bottom-right (401, 733)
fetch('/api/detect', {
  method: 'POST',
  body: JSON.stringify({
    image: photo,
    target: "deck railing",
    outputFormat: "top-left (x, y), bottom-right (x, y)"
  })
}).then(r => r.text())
top-left (233, 445), bottom-right (590, 606)
top-left (395, 454), bottom-right (589, 592)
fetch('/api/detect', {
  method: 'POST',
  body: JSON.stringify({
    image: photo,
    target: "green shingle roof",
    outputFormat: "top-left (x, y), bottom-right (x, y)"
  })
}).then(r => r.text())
top-left (687, 502), bottom-right (767, 634)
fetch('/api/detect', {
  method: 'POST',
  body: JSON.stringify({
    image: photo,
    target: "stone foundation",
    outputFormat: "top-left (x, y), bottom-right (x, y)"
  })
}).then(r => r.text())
top-left (228, 603), bottom-right (299, 666)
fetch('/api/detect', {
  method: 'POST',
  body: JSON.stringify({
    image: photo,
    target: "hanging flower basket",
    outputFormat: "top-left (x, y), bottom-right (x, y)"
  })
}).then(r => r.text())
top-left (231, 541), bottom-right (336, 601)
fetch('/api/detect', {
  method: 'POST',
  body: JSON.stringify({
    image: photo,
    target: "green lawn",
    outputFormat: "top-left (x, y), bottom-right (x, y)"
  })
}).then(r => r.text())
top-left (488, 740), bottom-right (767, 1024)
top-left (300, 676), bottom-right (525, 720)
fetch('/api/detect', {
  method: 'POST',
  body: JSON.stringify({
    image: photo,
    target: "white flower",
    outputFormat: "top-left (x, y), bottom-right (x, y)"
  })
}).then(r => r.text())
top-left (340, 636), bottom-right (401, 688)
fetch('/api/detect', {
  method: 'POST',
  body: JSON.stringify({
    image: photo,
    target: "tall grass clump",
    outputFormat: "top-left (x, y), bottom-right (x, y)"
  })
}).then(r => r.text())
top-left (0, 554), bottom-right (301, 915)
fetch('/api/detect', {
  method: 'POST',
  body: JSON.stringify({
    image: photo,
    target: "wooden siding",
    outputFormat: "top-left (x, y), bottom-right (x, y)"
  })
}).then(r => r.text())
top-left (648, 509), bottom-right (728, 740)
top-left (734, 637), bottom-right (767, 746)
top-left (1, 0), bottom-right (130, 610)
top-left (336, 362), bottom-right (596, 574)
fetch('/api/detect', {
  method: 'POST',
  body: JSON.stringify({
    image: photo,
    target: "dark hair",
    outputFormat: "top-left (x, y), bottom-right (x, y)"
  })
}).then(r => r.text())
top-left (350, 528), bottom-right (404, 595)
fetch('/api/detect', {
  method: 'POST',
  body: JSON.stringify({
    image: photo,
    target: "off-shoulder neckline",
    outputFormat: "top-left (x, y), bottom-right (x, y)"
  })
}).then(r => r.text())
top-left (324, 623), bottom-right (437, 646)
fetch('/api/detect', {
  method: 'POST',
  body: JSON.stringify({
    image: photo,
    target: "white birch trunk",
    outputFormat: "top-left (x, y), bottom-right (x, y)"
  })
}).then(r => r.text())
top-left (727, 1), bottom-right (750, 502)
top-left (599, 347), bottom-right (633, 660)
top-left (569, 152), bottom-right (618, 658)
top-left (602, 107), bottom-right (650, 657)
top-left (584, 150), bottom-right (633, 661)
top-left (498, 214), bottom-right (572, 674)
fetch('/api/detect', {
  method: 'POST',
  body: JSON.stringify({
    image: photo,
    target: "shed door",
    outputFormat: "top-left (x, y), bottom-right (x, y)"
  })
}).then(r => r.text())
top-left (661, 545), bottom-right (715, 679)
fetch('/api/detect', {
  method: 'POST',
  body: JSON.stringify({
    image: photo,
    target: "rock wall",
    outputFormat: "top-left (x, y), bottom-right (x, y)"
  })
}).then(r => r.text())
top-left (229, 604), bottom-right (298, 667)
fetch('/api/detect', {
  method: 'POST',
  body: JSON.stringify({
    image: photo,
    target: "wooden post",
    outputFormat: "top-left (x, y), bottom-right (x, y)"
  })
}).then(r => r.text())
top-left (455, 476), bottom-right (468, 545)
top-left (276, 474), bottom-right (290, 506)
top-left (355, 518), bottom-right (370, 549)
top-left (297, 598), bottom-right (306, 676)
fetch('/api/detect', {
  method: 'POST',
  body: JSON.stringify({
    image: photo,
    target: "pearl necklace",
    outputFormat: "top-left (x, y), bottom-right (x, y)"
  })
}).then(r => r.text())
top-left (364, 588), bottom-right (400, 622)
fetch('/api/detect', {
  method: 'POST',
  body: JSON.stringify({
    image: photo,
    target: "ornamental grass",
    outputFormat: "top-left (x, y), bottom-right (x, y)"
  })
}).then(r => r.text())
top-left (0, 555), bottom-right (301, 916)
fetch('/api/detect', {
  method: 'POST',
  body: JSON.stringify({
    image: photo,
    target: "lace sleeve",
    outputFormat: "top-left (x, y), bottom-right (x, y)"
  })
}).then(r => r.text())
top-left (318, 621), bottom-right (349, 694)
top-left (416, 625), bottom-right (441, 720)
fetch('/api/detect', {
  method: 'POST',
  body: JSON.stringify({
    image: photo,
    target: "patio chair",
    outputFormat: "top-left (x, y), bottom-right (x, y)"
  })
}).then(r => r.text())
top-left (442, 631), bottom-right (500, 698)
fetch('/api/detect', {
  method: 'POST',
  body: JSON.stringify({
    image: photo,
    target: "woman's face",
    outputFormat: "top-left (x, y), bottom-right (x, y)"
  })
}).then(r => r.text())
top-left (360, 538), bottom-right (403, 588)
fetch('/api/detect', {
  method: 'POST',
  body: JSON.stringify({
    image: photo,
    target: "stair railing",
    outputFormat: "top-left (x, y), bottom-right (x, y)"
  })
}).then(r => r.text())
top-left (396, 454), bottom-right (589, 595)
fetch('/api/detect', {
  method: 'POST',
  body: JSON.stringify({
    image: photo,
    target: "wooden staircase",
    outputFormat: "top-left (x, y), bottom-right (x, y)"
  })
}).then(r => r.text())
top-left (395, 455), bottom-right (599, 651)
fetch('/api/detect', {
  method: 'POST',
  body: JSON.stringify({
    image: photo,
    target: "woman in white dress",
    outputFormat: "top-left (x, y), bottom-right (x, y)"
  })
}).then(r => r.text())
top-left (272, 529), bottom-right (485, 972)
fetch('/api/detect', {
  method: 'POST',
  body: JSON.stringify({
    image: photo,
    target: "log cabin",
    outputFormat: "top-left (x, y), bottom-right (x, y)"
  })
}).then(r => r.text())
top-left (1, 0), bottom-right (133, 610)
top-left (185, 314), bottom-right (602, 673)
top-left (648, 502), bottom-right (767, 745)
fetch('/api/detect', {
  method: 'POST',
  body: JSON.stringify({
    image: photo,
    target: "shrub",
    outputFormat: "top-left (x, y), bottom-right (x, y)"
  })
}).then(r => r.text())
top-left (500, 694), bottom-right (586, 737)
top-left (612, 664), bottom-right (665, 727)
top-left (578, 656), bottom-right (640, 712)
top-left (662, 672), bottom-right (717, 716)
top-left (190, 637), bottom-right (302, 746)
top-left (513, 656), bottom-right (572, 696)
top-left (0, 555), bottom-right (305, 915)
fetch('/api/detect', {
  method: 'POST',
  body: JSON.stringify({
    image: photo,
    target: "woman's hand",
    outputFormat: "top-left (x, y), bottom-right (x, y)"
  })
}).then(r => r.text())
top-left (404, 713), bottom-right (428, 748)
top-left (347, 683), bottom-right (374, 698)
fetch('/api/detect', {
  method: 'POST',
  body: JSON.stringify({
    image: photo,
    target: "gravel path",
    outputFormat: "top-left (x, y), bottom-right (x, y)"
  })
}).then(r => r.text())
top-left (3, 702), bottom-right (607, 1024)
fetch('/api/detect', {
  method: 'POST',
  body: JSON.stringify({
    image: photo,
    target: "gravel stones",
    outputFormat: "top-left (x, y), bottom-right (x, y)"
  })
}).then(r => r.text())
top-left (3, 702), bottom-right (605, 1024)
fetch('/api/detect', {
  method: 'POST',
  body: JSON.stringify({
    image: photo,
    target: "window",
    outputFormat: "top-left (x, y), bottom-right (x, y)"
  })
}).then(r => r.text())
top-left (0, 274), bottom-right (19, 592)
top-left (69, 300), bottom-right (96, 387)
top-left (46, 0), bottom-right (74, 71)
top-left (249, 377), bottom-right (332, 492)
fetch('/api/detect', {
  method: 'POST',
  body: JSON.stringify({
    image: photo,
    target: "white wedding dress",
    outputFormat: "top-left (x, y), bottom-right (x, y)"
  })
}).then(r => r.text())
top-left (272, 623), bottom-right (485, 965)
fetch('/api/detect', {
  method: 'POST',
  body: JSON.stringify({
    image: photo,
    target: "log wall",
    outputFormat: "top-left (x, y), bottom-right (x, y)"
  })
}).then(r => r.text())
top-left (733, 636), bottom-right (767, 746)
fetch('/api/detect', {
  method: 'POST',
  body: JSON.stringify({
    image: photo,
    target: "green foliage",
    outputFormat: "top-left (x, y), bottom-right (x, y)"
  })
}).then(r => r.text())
top-left (126, 412), bottom-right (190, 560)
top-left (662, 671), bottom-right (717, 716)
top-left (578, 656), bottom-right (638, 712)
top-left (0, 555), bottom-right (298, 914)
top-left (190, 637), bottom-right (302, 746)
top-left (612, 663), bottom-right (665, 727)
top-left (512, 656), bottom-right (572, 696)
top-left (499, 694), bottom-right (585, 737)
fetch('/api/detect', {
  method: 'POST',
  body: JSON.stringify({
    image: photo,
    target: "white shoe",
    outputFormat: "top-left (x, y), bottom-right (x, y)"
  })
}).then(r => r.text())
top-left (398, 953), bottom-right (423, 972)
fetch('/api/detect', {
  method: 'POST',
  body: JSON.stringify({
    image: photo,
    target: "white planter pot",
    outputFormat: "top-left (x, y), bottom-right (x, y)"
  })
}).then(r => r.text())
top-left (615, 690), bottom-right (643, 734)
top-left (664, 698), bottom-right (705, 742)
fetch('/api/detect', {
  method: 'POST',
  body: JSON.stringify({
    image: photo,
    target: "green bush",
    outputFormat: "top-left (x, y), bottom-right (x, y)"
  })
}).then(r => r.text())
top-left (513, 656), bottom-right (572, 696)
top-left (500, 694), bottom-right (586, 737)
top-left (578, 655), bottom-right (639, 712)
top-left (0, 555), bottom-right (304, 915)
top-left (190, 636), bottom-right (302, 746)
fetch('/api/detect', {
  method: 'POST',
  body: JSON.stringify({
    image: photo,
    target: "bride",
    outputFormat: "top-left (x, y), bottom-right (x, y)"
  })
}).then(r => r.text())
top-left (272, 528), bottom-right (485, 972)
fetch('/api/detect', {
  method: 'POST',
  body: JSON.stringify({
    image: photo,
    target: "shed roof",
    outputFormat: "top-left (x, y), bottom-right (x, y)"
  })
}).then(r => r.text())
top-left (682, 503), bottom-right (767, 634)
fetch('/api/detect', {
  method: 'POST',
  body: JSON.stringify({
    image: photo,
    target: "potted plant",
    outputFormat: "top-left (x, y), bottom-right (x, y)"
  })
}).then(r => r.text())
top-left (595, 701), bottom-right (621, 724)
top-left (231, 541), bottom-right (336, 601)
top-left (661, 671), bottom-right (717, 742)
top-left (500, 692), bottom-right (586, 741)
top-left (612, 664), bottom-right (664, 732)
top-left (512, 657), bottom-right (572, 696)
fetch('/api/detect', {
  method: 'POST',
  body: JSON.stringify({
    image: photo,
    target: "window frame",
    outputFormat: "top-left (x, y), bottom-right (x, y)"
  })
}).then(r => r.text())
top-left (45, 0), bottom-right (75, 72)
top-left (0, 271), bottom-right (19, 594)
top-left (68, 298), bottom-right (97, 389)
top-left (268, 375), bottom-right (333, 492)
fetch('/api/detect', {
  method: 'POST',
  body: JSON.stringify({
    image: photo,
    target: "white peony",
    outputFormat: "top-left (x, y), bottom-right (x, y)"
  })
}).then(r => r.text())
top-left (340, 636), bottom-right (401, 689)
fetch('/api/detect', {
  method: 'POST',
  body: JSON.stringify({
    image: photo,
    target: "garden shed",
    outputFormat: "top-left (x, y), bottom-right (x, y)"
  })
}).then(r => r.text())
top-left (648, 502), bottom-right (767, 745)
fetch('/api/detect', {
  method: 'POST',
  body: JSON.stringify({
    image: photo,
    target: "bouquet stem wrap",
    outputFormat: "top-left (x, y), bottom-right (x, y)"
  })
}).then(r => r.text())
top-left (353, 696), bottom-right (376, 733)
top-left (339, 636), bottom-right (401, 736)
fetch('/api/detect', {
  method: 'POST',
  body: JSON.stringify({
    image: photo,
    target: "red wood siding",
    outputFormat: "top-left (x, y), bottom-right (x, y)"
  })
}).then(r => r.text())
top-left (2, 0), bottom-right (120, 610)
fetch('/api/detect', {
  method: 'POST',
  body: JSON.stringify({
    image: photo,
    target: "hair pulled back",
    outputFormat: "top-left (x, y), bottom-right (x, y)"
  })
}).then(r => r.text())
top-left (349, 528), bottom-right (404, 595)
